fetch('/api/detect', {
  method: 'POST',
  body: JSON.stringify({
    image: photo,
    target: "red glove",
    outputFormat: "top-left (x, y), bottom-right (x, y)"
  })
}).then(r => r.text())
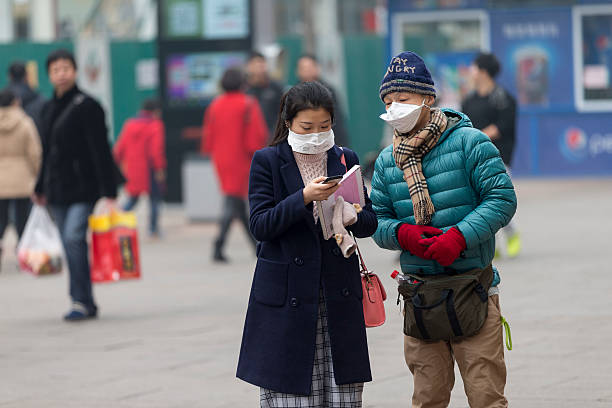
top-left (397, 224), bottom-right (443, 259)
top-left (419, 227), bottom-right (467, 267)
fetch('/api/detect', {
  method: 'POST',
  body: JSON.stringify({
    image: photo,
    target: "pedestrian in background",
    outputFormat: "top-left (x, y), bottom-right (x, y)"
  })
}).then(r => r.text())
top-left (0, 89), bottom-right (41, 272)
top-left (296, 54), bottom-right (350, 147)
top-left (114, 98), bottom-right (166, 238)
top-left (371, 51), bottom-right (516, 407)
top-left (462, 52), bottom-right (521, 258)
top-left (34, 49), bottom-right (120, 321)
top-left (245, 51), bottom-right (285, 143)
top-left (237, 81), bottom-right (377, 407)
top-left (6, 61), bottom-right (46, 133)
top-left (201, 67), bottom-right (267, 263)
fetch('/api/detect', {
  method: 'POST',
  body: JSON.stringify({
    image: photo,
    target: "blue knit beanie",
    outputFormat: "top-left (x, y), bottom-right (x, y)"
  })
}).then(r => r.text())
top-left (379, 51), bottom-right (436, 101)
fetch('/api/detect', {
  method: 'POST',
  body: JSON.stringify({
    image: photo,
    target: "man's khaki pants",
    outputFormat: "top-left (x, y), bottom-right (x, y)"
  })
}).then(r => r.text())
top-left (404, 295), bottom-right (508, 408)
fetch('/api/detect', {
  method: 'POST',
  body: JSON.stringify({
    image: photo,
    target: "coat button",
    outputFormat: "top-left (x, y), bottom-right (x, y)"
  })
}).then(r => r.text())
top-left (332, 247), bottom-right (341, 256)
top-left (341, 288), bottom-right (350, 297)
top-left (294, 257), bottom-right (304, 266)
top-left (290, 297), bottom-right (299, 307)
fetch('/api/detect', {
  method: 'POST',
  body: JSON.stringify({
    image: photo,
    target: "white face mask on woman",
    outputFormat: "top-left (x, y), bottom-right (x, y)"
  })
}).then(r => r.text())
top-left (379, 100), bottom-right (426, 134)
top-left (287, 129), bottom-right (335, 154)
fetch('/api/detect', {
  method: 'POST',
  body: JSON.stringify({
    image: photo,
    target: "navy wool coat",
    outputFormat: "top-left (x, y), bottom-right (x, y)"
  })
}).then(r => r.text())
top-left (236, 142), bottom-right (378, 395)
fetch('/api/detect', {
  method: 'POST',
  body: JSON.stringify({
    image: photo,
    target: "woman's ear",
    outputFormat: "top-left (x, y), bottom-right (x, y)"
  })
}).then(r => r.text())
top-left (425, 95), bottom-right (435, 107)
top-left (285, 120), bottom-right (291, 129)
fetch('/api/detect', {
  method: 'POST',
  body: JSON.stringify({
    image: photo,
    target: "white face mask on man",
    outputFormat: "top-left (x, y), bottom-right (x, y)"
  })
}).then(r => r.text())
top-left (379, 100), bottom-right (426, 134)
top-left (287, 129), bottom-right (335, 154)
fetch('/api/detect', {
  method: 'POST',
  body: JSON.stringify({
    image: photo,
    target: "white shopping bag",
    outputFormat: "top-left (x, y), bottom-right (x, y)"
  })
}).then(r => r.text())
top-left (16, 205), bottom-right (65, 276)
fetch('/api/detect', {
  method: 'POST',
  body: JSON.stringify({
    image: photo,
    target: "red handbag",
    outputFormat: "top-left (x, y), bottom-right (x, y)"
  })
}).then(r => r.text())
top-left (354, 237), bottom-right (387, 327)
top-left (339, 150), bottom-right (386, 327)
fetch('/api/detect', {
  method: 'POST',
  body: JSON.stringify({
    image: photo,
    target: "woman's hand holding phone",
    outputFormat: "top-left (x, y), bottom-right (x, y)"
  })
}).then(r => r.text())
top-left (303, 176), bottom-right (341, 205)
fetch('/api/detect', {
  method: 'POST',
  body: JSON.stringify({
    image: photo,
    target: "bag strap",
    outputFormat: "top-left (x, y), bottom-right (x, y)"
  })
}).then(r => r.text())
top-left (353, 234), bottom-right (368, 272)
top-left (52, 93), bottom-right (85, 136)
top-left (339, 147), bottom-right (369, 272)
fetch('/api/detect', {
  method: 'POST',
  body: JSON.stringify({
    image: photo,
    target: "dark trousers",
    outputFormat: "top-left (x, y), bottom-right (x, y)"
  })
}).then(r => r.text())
top-left (123, 172), bottom-right (162, 235)
top-left (49, 203), bottom-right (96, 313)
top-left (0, 198), bottom-right (32, 243)
top-left (215, 195), bottom-right (255, 254)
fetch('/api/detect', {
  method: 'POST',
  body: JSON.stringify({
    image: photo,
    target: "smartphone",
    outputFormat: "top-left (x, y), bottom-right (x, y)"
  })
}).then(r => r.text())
top-left (322, 175), bottom-right (343, 184)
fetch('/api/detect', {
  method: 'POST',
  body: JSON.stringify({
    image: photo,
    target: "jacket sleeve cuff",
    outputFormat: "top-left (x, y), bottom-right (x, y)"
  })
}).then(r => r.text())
top-left (455, 222), bottom-right (478, 250)
top-left (289, 189), bottom-right (313, 220)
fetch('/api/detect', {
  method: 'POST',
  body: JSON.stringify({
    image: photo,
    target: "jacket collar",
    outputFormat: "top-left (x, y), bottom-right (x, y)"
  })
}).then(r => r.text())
top-left (438, 108), bottom-right (471, 144)
top-left (53, 84), bottom-right (79, 103)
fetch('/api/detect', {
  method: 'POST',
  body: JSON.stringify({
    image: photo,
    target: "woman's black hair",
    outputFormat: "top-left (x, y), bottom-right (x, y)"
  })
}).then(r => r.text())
top-left (0, 89), bottom-right (16, 107)
top-left (221, 67), bottom-right (245, 92)
top-left (270, 81), bottom-right (335, 146)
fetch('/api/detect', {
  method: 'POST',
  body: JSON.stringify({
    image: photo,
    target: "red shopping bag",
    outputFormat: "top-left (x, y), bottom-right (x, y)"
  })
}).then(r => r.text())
top-left (89, 210), bottom-right (141, 283)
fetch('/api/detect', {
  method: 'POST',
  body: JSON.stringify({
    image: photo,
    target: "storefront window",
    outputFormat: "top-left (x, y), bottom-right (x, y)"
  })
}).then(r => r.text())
top-left (574, 5), bottom-right (612, 111)
top-left (391, 10), bottom-right (488, 109)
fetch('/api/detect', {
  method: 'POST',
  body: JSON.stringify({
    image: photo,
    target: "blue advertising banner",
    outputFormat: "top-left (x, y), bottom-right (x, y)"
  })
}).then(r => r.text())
top-left (510, 115), bottom-right (533, 175)
top-left (538, 113), bottom-right (612, 175)
top-left (389, 0), bottom-right (485, 13)
top-left (426, 51), bottom-right (477, 111)
top-left (490, 9), bottom-right (574, 110)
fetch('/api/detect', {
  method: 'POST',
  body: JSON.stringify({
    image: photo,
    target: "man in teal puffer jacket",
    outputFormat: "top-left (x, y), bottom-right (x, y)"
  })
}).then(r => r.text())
top-left (371, 51), bottom-right (516, 407)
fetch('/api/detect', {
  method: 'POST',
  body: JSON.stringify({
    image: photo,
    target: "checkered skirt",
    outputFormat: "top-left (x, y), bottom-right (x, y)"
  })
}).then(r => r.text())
top-left (260, 291), bottom-right (364, 407)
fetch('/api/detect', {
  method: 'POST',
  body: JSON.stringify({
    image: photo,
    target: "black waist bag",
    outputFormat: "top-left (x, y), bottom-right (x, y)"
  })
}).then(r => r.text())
top-left (398, 265), bottom-right (494, 342)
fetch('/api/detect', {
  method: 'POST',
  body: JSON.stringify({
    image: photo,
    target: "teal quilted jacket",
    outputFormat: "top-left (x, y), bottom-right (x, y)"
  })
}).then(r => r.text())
top-left (371, 109), bottom-right (517, 286)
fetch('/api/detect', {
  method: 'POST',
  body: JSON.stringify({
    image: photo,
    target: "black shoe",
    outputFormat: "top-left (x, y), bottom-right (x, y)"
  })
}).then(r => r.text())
top-left (63, 302), bottom-right (97, 322)
top-left (213, 249), bottom-right (228, 263)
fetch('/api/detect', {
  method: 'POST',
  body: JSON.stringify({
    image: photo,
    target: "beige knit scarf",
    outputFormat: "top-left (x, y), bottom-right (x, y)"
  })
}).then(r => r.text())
top-left (392, 108), bottom-right (447, 225)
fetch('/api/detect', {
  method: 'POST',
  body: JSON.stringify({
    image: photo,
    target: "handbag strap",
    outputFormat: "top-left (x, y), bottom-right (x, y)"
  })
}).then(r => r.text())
top-left (351, 232), bottom-right (368, 273)
top-left (339, 147), bottom-right (368, 273)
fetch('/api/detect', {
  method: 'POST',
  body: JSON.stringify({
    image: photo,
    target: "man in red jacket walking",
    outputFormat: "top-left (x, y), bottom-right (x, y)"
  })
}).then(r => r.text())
top-left (114, 99), bottom-right (166, 237)
top-left (201, 67), bottom-right (268, 262)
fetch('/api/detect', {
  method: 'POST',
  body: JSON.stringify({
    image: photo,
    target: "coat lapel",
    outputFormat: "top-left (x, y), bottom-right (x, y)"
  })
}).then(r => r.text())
top-left (278, 142), bottom-right (305, 195)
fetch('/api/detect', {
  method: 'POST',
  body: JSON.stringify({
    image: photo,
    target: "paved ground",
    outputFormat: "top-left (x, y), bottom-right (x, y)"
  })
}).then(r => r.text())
top-left (1, 178), bottom-right (611, 408)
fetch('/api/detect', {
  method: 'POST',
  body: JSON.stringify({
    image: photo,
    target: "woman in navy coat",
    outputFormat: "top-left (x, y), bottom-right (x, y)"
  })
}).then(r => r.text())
top-left (236, 81), bottom-right (378, 407)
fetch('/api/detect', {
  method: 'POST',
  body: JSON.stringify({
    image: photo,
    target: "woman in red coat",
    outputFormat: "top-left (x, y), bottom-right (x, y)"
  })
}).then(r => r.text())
top-left (114, 99), bottom-right (166, 237)
top-left (201, 67), bottom-right (268, 262)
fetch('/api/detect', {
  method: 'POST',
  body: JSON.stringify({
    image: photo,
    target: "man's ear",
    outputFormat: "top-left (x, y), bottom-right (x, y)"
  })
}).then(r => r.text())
top-left (425, 95), bottom-right (435, 106)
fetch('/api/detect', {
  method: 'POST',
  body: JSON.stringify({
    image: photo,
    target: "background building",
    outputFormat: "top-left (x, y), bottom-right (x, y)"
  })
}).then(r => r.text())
top-left (1, 0), bottom-right (610, 202)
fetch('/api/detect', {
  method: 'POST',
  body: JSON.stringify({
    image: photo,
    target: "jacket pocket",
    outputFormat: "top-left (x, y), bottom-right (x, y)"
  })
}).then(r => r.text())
top-left (253, 258), bottom-right (289, 307)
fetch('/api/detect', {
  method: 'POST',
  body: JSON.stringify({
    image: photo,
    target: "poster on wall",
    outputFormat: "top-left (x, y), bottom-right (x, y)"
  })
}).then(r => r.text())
top-left (164, 0), bottom-right (202, 37)
top-left (163, 0), bottom-right (249, 39)
top-left (490, 9), bottom-right (573, 110)
top-left (76, 36), bottom-right (114, 139)
top-left (538, 113), bottom-right (612, 175)
top-left (166, 51), bottom-right (246, 107)
top-left (203, 0), bottom-right (249, 39)
top-left (427, 52), bottom-right (476, 111)
top-left (573, 5), bottom-right (612, 111)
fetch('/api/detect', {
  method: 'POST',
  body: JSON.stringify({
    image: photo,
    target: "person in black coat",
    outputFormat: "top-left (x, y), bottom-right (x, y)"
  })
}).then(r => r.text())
top-left (236, 81), bottom-right (377, 406)
top-left (7, 61), bottom-right (46, 133)
top-left (461, 52), bottom-right (521, 258)
top-left (33, 49), bottom-right (119, 321)
top-left (245, 51), bottom-right (285, 143)
top-left (297, 54), bottom-right (350, 148)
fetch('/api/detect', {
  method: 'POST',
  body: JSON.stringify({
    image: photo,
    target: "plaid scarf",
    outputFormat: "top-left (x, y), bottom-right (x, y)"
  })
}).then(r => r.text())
top-left (392, 108), bottom-right (447, 225)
